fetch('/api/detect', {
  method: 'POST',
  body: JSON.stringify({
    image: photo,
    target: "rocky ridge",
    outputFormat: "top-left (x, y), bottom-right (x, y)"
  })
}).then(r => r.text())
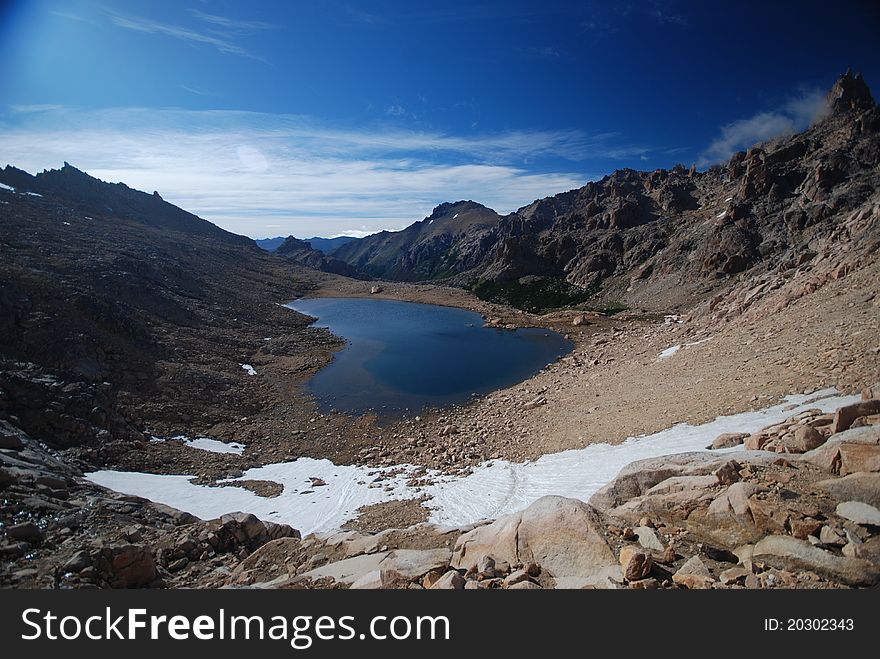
top-left (332, 71), bottom-right (880, 316)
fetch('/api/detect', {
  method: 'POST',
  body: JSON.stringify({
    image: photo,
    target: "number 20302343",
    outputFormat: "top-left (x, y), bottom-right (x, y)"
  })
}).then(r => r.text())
top-left (764, 619), bottom-right (854, 631)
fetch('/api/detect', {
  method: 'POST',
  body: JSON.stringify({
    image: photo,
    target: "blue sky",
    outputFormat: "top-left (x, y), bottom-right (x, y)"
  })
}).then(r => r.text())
top-left (1, 1), bottom-right (878, 238)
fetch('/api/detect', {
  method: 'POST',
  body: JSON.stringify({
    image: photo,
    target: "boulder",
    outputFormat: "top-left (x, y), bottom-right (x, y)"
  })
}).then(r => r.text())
top-left (220, 512), bottom-right (267, 542)
top-left (299, 548), bottom-right (451, 587)
top-left (832, 400), bottom-right (880, 434)
top-left (791, 425), bottom-right (826, 452)
top-left (619, 546), bottom-right (653, 581)
top-left (503, 569), bottom-right (532, 587)
top-left (61, 550), bottom-right (92, 573)
top-left (507, 580), bottom-right (542, 589)
top-left (838, 443), bottom-right (880, 475)
top-left (298, 552), bottom-right (389, 585)
top-left (380, 549), bottom-right (452, 580)
top-left (634, 526), bottom-right (665, 552)
top-left (836, 501), bottom-right (880, 526)
top-left (816, 473), bottom-right (880, 507)
top-left (672, 556), bottom-right (714, 589)
top-left (103, 544), bottom-right (157, 588)
top-left (476, 554), bottom-right (497, 578)
top-left (710, 432), bottom-right (749, 450)
top-left (451, 496), bottom-right (621, 588)
top-left (234, 537), bottom-right (302, 574)
top-left (429, 570), bottom-right (465, 590)
top-left (589, 451), bottom-right (777, 512)
top-left (753, 535), bottom-right (880, 586)
top-left (349, 571), bottom-right (386, 590)
top-left (645, 475), bottom-right (719, 496)
top-left (801, 425), bottom-right (880, 473)
top-left (6, 522), bottom-right (44, 544)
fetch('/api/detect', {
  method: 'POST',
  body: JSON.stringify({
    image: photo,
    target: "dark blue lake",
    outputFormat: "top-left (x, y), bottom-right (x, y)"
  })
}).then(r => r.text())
top-left (286, 297), bottom-right (573, 415)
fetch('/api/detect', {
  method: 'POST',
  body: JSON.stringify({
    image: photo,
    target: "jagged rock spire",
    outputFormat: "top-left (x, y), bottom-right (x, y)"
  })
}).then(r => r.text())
top-left (827, 69), bottom-right (875, 113)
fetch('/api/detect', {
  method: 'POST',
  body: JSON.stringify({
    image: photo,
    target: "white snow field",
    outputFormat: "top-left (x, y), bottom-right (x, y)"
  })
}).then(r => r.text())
top-left (86, 388), bottom-right (859, 535)
top-left (183, 437), bottom-right (246, 455)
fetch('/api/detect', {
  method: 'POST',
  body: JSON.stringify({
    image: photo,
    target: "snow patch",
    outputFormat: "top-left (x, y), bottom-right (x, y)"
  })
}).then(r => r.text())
top-left (716, 210), bottom-right (727, 219)
top-left (184, 437), bottom-right (246, 455)
top-left (23, 191), bottom-right (43, 197)
top-left (240, 363), bottom-right (257, 376)
top-left (88, 459), bottom-right (417, 534)
top-left (0, 182), bottom-right (14, 192)
top-left (85, 389), bottom-right (859, 533)
top-left (658, 345), bottom-right (681, 359)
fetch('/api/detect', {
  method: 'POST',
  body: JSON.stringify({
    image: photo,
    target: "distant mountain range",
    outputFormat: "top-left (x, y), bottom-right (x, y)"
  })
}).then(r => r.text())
top-left (256, 235), bottom-right (358, 254)
top-left (2, 70), bottom-right (877, 317)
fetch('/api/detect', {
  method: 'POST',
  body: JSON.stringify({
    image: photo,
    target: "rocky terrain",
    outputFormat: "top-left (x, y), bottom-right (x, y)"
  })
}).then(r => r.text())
top-left (1, 71), bottom-right (878, 589)
top-left (2, 386), bottom-right (878, 589)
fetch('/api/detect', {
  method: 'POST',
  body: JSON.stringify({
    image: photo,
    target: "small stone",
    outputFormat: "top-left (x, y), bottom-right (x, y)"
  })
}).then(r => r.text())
top-left (714, 460), bottom-right (741, 485)
top-left (672, 556), bottom-right (715, 589)
top-left (635, 526), bottom-right (664, 552)
top-left (710, 433), bottom-right (749, 450)
top-left (719, 567), bottom-right (751, 585)
top-left (476, 554), bottom-right (496, 579)
top-left (503, 569), bottom-right (532, 587)
top-left (619, 546), bottom-right (653, 581)
top-left (62, 550), bottom-right (91, 573)
top-left (168, 557), bottom-right (189, 572)
top-left (628, 578), bottom-right (659, 589)
top-left (430, 570), bottom-right (465, 590)
top-left (819, 525), bottom-right (845, 546)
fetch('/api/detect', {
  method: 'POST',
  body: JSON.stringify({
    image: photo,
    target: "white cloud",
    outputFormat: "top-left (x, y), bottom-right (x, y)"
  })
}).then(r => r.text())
top-left (698, 88), bottom-right (829, 167)
top-left (0, 107), bottom-right (603, 238)
top-left (107, 12), bottom-right (265, 61)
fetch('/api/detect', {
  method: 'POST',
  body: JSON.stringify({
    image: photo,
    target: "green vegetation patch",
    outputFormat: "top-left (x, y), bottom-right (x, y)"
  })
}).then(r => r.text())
top-left (471, 276), bottom-right (597, 313)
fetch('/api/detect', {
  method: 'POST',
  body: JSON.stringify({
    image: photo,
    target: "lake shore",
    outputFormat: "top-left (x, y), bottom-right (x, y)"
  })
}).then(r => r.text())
top-left (104, 258), bottom-right (878, 520)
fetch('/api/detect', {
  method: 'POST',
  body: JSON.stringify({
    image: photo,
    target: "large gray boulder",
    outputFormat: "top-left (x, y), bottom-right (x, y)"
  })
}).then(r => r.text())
top-left (753, 535), bottom-right (880, 587)
top-left (451, 496), bottom-right (621, 588)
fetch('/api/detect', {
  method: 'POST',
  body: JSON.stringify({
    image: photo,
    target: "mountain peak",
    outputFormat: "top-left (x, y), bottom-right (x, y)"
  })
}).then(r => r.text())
top-left (827, 69), bottom-right (875, 114)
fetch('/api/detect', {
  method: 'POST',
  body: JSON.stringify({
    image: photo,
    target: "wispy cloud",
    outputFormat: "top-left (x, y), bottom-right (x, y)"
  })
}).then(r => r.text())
top-left (385, 103), bottom-right (408, 117)
top-left (526, 46), bottom-right (561, 59)
top-left (0, 107), bottom-right (614, 238)
top-left (49, 10), bottom-right (96, 25)
top-left (186, 9), bottom-right (281, 32)
top-left (106, 11), bottom-right (266, 61)
top-left (697, 88), bottom-right (829, 166)
top-left (9, 104), bottom-right (65, 113)
top-left (179, 84), bottom-right (217, 97)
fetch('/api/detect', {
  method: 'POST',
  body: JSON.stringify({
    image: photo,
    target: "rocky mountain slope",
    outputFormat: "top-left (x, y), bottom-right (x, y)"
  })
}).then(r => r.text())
top-left (332, 200), bottom-right (506, 281)
top-left (274, 235), bottom-right (365, 279)
top-left (0, 166), bottom-right (343, 459)
top-left (333, 71), bottom-right (880, 314)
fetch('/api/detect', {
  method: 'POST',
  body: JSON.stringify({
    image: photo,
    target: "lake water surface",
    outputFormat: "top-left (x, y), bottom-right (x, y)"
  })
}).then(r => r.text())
top-left (287, 297), bottom-right (573, 415)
